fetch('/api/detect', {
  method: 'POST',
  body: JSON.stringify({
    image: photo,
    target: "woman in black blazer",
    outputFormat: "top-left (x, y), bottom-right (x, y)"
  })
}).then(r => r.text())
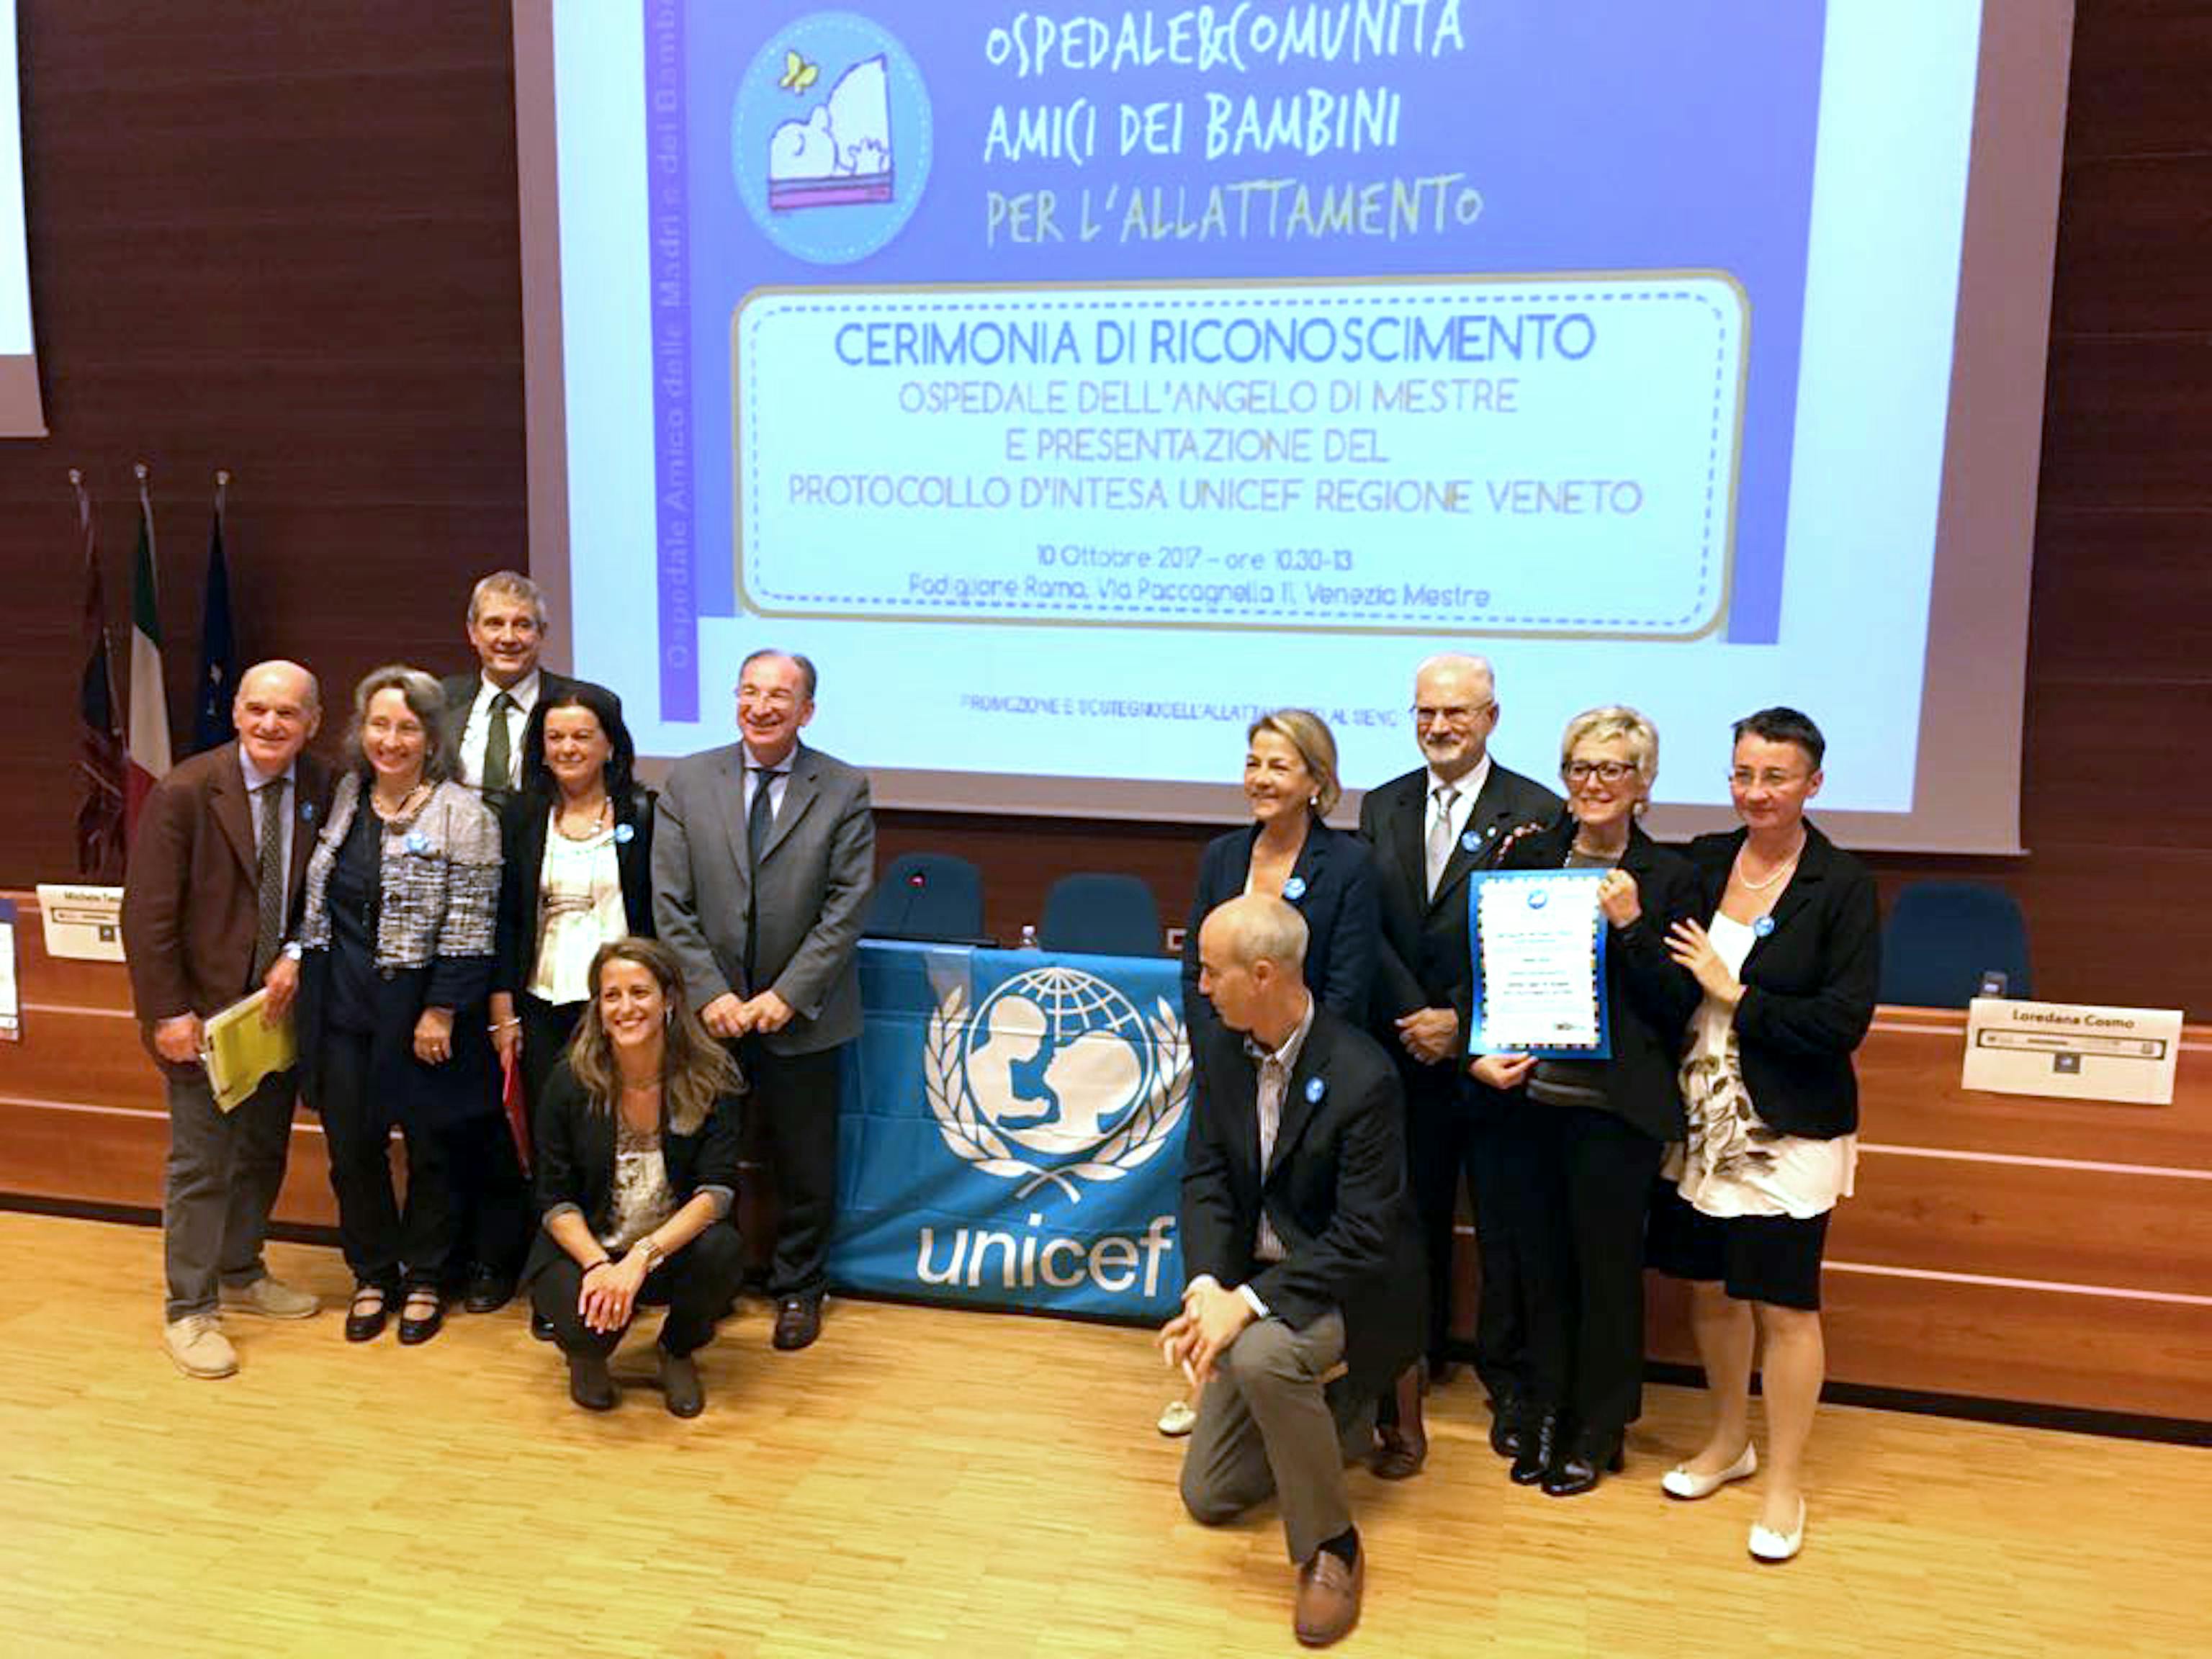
top-left (1647, 708), bottom-right (1879, 1563)
top-left (525, 937), bottom-right (747, 1416)
top-left (490, 681), bottom-right (656, 1143)
top-left (1179, 708), bottom-right (1380, 1035)
top-left (1471, 706), bottom-right (1701, 1496)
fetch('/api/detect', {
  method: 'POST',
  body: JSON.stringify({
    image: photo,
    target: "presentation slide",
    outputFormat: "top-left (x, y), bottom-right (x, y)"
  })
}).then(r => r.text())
top-left (0, 0), bottom-right (45, 436)
top-left (526, 1), bottom-right (2063, 853)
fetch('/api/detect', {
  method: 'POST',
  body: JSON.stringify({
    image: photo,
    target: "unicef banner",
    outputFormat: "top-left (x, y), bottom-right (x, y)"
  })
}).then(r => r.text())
top-left (832, 940), bottom-right (1192, 1323)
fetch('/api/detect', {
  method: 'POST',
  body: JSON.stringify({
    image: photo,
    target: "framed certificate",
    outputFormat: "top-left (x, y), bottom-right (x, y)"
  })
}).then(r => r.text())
top-left (1468, 869), bottom-right (1611, 1058)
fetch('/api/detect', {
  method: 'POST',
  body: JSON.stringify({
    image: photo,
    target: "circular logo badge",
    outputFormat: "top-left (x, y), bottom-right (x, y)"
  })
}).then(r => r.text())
top-left (1754, 915), bottom-right (1776, 938)
top-left (734, 12), bottom-right (933, 266)
top-left (1527, 889), bottom-right (1550, 909)
top-left (1281, 875), bottom-right (1308, 902)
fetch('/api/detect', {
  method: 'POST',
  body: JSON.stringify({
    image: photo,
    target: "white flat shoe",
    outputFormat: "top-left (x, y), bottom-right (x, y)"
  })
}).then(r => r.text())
top-left (1661, 1442), bottom-right (1758, 1500)
top-left (1748, 1497), bottom-right (1807, 1563)
top-left (1157, 1399), bottom-right (1197, 1437)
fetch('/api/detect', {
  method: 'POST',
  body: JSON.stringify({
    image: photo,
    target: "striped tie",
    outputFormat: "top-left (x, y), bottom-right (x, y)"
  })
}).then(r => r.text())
top-left (251, 778), bottom-right (287, 981)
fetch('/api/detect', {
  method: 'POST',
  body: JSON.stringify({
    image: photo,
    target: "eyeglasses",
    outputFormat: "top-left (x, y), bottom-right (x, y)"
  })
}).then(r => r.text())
top-left (1563, 760), bottom-right (1637, 784)
top-left (1729, 769), bottom-right (1809, 789)
top-left (738, 686), bottom-right (799, 708)
top-left (1410, 703), bottom-right (1493, 726)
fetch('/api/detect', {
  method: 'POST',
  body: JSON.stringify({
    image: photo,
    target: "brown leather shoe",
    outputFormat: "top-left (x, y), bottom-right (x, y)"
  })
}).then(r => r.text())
top-left (1293, 1546), bottom-right (1364, 1647)
top-left (1370, 1426), bottom-right (1426, 1481)
top-left (772, 1295), bottom-right (823, 1351)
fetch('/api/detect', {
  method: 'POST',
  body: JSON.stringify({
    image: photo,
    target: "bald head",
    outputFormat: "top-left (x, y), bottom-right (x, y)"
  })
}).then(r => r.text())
top-left (1195, 895), bottom-right (1310, 1043)
top-left (234, 660), bottom-right (322, 773)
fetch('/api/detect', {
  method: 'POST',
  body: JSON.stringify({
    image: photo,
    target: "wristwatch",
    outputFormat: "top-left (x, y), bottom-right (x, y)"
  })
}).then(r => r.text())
top-left (631, 1237), bottom-right (663, 1273)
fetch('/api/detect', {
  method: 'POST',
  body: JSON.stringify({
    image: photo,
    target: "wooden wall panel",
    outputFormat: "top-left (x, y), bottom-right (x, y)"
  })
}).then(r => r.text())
top-left (0, 3), bottom-right (2208, 1021)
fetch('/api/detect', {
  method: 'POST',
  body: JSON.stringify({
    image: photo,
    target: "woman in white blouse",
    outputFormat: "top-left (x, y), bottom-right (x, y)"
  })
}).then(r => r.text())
top-left (490, 682), bottom-right (656, 1141)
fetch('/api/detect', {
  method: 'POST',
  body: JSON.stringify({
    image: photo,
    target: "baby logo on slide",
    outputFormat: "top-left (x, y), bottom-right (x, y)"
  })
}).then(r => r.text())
top-left (734, 12), bottom-right (932, 265)
top-left (925, 966), bottom-right (1190, 1203)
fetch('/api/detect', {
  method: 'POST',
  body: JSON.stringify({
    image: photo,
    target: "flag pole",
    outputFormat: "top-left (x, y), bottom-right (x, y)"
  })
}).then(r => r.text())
top-left (125, 460), bottom-right (174, 842)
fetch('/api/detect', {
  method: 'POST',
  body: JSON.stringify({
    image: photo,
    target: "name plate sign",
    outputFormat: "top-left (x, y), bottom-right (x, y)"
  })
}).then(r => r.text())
top-left (1961, 997), bottom-right (2182, 1107)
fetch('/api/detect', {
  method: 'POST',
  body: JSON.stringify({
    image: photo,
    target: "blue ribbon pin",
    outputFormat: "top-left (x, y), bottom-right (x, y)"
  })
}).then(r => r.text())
top-left (1462, 829), bottom-right (1485, 852)
top-left (1281, 875), bottom-right (1308, 902)
top-left (1304, 1076), bottom-right (1325, 1103)
top-left (613, 822), bottom-right (635, 845)
top-left (405, 830), bottom-right (428, 854)
top-left (1754, 915), bottom-right (1776, 938)
top-left (300, 802), bottom-right (315, 823)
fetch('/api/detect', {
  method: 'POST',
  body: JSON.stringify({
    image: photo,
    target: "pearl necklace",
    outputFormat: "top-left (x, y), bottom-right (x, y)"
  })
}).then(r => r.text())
top-left (1735, 835), bottom-right (1805, 892)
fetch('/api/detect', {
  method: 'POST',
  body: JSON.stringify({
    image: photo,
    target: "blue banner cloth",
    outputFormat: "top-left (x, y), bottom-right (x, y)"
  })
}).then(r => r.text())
top-left (832, 940), bottom-right (1192, 1325)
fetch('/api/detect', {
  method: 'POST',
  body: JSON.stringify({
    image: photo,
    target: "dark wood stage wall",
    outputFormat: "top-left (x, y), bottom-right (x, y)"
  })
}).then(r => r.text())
top-left (0, 4), bottom-right (2206, 1012)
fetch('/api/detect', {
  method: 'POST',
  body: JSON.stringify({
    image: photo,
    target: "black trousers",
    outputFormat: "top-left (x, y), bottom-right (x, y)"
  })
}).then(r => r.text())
top-left (1520, 1102), bottom-right (1666, 1449)
top-left (1403, 1062), bottom-right (1545, 1406)
top-left (738, 1040), bottom-right (843, 1300)
top-left (446, 1109), bottom-right (533, 1280)
top-left (516, 992), bottom-right (584, 1139)
top-left (318, 1028), bottom-right (457, 1292)
top-left (531, 1222), bottom-right (747, 1358)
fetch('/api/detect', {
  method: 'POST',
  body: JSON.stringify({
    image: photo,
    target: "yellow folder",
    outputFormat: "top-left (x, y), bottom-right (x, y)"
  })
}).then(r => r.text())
top-left (199, 988), bottom-right (298, 1112)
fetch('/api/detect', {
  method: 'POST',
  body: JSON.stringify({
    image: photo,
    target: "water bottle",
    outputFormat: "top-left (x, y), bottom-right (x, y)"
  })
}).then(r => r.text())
top-left (1019, 923), bottom-right (1040, 950)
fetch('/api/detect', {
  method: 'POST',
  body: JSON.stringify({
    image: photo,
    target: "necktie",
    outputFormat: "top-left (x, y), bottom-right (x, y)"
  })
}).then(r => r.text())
top-left (743, 767), bottom-right (778, 989)
top-left (251, 778), bottom-right (287, 981)
top-left (746, 766), bottom-right (778, 869)
top-left (1425, 783), bottom-right (1458, 899)
top-left (1253, 1050), bottom-right (1287, 1261)
top-left (482, 690), bottom-right (515, 790)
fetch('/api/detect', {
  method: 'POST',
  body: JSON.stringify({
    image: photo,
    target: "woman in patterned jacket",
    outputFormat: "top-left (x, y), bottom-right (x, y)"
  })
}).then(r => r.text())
top-left (290, 665), bottom-right (503, 1346)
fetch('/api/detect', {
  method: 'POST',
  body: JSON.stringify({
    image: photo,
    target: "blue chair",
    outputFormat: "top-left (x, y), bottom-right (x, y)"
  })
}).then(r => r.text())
top-left (865, 853), bottom-right (990, 945)
top-left (1038, 873), bottom-right (1164, 958)
top-left (1877, 880), bottom-right (2033, 1007)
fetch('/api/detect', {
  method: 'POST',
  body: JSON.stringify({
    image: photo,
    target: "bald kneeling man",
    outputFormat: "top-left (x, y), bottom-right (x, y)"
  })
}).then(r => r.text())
top-left (1163, 894), bottom-right (1425, 1647)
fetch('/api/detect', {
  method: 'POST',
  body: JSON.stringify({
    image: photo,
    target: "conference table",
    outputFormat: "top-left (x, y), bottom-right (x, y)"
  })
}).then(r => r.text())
top-left (3, 893), bottom-right (2208, 1421)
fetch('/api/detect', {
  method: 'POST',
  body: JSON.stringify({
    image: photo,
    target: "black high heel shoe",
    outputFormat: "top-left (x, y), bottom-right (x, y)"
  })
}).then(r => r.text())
top-left (1542, 1432), bottom-right (1625, 1498)
top-left (1509, 1411), bottom-right (1559, 1485)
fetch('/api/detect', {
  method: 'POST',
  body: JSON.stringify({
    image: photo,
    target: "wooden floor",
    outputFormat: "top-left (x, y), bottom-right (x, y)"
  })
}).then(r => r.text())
top-left (9, 1212), bottom-right (2210, 1658)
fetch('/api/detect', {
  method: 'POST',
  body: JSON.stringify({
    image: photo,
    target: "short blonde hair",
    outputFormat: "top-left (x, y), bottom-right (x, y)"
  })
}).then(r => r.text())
top-left (1560, 704), bottom-right (1660, 787)
top-left (1247, 707), bottom-right (1341, 814)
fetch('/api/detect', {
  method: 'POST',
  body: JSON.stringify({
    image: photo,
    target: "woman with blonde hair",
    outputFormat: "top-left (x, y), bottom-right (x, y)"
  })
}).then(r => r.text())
top-left (1473, 706), bottom-right (1701, 1495)
top-left (524, 937), bottom-right (747, 1416)
top-left (1180, 708), bottom-right (1379, 1034)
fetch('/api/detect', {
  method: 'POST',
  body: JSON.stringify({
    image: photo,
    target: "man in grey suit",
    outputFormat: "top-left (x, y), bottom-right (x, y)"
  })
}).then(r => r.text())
top-left (654, 648), bottom-right (875, 1350)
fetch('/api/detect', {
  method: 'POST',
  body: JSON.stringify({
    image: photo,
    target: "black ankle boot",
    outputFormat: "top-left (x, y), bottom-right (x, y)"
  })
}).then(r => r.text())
top-left (1542, 1431), bottom-right (1624, 1498)
top-left (1489, 1393), bottom-right (1531, 1460)
top-left (1509, 1411), bottom-right (1558, 1485)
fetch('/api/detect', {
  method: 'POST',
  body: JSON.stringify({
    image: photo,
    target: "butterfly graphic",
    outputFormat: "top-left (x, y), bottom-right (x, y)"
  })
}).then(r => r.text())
top-left (777, 49), bottom-right (819, 95)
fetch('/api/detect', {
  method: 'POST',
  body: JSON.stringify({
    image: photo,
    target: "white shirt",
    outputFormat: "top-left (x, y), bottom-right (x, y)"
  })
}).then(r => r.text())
top-left (526, 813), bottom-right (626, 1005)
top-left (739, 742), bottom-right (793, 826)
top-left (459, 668), bottom-right (542, 791)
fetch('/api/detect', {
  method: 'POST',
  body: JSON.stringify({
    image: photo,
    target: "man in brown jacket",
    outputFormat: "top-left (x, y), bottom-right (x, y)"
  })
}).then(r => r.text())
top-left (122, 660), bottom-right (334, 1378)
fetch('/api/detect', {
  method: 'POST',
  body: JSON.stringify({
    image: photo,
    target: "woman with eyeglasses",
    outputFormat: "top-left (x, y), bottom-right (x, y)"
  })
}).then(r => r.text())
top-left (1645, 708), bottom-right (1879, 1562)
top-left (1471, 706), bottom-right (1701, 1496)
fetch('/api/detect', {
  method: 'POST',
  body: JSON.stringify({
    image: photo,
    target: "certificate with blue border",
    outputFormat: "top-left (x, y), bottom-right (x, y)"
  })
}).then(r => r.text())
top-left (1469, 870), bottom-right (1611, 1060)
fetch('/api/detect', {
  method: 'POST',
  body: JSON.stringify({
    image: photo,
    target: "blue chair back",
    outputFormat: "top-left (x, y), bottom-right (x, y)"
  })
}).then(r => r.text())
top-left (1878, 880), bottom-right (2033, 1007)
top-left (1039, 873), bottom-right (1163, 958)
top-left (866, 853), bottom-right (988, 944)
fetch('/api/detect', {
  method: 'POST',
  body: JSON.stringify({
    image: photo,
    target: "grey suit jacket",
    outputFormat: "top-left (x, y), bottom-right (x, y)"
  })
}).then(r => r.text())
top-left (652, 739), bottom-right (876, 1055)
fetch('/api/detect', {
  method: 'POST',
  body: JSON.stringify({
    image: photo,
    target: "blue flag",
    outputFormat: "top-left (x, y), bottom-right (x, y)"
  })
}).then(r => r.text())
top-left (192, 495), bottom-right (236, 753)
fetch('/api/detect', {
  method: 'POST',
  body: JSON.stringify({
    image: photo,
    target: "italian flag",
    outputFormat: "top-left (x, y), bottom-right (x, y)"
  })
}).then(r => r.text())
top-left (125, 482), bottom-right (171, 837)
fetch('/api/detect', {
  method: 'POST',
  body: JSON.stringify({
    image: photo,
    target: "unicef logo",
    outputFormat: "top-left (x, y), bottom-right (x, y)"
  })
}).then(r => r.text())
top-left (734, 11), bottom-right (933, 265)
top-left (927, 966), bottom-right (1190, 1202)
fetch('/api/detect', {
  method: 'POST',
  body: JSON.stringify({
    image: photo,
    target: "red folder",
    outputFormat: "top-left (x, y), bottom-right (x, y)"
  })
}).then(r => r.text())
top-left (501, 1050), bottom-right (531, 1177)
